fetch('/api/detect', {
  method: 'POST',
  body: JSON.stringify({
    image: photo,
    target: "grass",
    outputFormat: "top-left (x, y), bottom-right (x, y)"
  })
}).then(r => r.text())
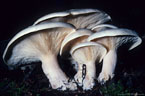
top-left (100, 81), bottom-right (130, 96)
top-left (0, 76), bottom-right (145, 96)
top-left (0, 62), bottom-right (145, 96)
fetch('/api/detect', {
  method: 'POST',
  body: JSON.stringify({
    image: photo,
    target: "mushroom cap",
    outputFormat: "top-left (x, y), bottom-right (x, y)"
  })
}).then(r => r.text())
top-left (33, 9), bottom-right (111, 30)
top-left (70, 42), bottom-right (107, 63)
top-left (68, 9), bottom-right (100, 15)
top-left (33, 12), bottom-right (70, 25)
top-left (60, 29), bottom-right (93, 56)
top-left (3, 22), bottom-right (76, 64)
top-left (88, 28), bottom-right (142, 50)
top-left (34, 9), bottom-right (104, 25)
top-left (91, 24), bottom-right (117, 31)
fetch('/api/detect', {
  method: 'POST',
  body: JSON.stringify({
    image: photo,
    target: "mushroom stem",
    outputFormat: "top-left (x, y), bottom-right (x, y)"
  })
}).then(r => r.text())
top-left (41, 55), bottom-right (66, 79)
top-left (86, 61), bottom-right (96, 80)
top-left (83, 61), bottom-right (96, 90)
top-left (74, 61), bottom-right (96, 90)
top-left (41, 54), bottom-right (76, 90)
top-left (98, 49), bottom-right (117, 84)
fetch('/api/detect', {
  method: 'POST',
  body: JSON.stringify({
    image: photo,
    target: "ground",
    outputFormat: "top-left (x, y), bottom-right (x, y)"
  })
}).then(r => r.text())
top-left (0, 54), bottom-right (145, 96)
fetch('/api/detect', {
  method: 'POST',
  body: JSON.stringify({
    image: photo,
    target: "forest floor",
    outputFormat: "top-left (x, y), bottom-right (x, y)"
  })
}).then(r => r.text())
top-left (0, 59), bottom-right (145, 96)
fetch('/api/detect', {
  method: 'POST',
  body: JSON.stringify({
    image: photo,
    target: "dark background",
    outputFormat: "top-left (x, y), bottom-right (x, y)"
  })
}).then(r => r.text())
top-left (0, 0), bottom-right (145, 95)
top-left (0, 0), bottom-right (145, 40)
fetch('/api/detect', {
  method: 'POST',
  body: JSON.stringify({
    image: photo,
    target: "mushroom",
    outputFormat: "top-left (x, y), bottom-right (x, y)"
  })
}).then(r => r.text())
top-left (87, 28), bottom-right (142, 84)
top-left (3, 22), bottom-right (78, 90)
top-left (33, 9), bottom-right (111, 30)
top-left (60, 29), bottom-right (107, 90)
top-left (70, 42), bottom-right (107, 90)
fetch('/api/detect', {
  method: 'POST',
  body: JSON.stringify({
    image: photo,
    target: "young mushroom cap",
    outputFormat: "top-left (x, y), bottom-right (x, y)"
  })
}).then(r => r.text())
top-left (3, 22), bottom-right (76, 67)
top-left (34, 9), bottom-right (111, 30)
top-left (70, 42), bottom-right (107, 63)
top-left (88, 28), bottom-right (142, 50)
top-left (60, 29), bottom-right (92, 56)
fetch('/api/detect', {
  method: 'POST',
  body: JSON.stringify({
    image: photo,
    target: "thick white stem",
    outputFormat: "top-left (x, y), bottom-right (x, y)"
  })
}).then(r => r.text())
top-left (98, 49), bottom-right (117, 84)
top-left (86, 61), bottom-right (96, 78)
top-left (103, 49), bottom-right (117, 75)
top-left (41, 55), bottom-right (67, 79)
top-left (41, 55), bottom-right (68, 90)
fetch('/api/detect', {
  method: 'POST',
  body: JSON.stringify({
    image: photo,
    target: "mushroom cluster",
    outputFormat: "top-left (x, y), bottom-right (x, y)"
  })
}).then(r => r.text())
top-left (3, 9), bottom-right (142, 91)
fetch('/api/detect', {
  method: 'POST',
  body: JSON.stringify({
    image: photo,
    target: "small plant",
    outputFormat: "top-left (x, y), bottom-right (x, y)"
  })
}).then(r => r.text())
top-left (0, 80), bottom-right (28, 96)
top-left (99, 81), bottom-right (129, 96)
top-left (7, 81), bottom-right (27, 96)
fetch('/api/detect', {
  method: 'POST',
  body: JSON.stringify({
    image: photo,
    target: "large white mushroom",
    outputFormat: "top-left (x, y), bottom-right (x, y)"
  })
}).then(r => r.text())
top-left (88, 28), bottom-right (142, 84)
top-left (3, 22), bottom-right (78, 90)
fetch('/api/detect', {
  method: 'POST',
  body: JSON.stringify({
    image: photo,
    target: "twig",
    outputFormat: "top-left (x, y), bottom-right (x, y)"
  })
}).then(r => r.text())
top-left (82, 64), bottom-right (86, 88)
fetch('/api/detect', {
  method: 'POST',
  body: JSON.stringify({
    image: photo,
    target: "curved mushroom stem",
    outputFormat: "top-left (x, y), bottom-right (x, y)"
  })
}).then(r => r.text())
top-left (98, 49), bottom-right (117, 84)
top-left (74, 61), bottom-right (96, 90)
top-left (41, 54), bottom-right (77, 90)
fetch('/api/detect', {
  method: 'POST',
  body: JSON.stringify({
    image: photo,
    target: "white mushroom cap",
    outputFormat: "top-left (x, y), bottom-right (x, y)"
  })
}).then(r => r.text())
top-left (60, 29), bottom-right (92, 55)
top-left (70, 42), bottom-right (107, 63)
top-left (88, 28), bottom-right (142, 50)
top-left (91, 24), bottom-right (117, 31)
top-left (33, 12), bottom-right (70, 25)
top-left (3, 22), bottom-right (76, 64)
top-left (34, 9), bottom-right (103, 25)
top-left (69, 9), bottom-right (100, 15)
top-left (33, 9), bottom-right (111, 30)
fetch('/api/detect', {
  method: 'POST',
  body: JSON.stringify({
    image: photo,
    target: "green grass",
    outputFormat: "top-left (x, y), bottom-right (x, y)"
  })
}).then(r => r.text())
top-left (1, 78), bottom-right (144, 96)
top-left (100, 81), bottom-right (129, 96)
top-left (0, 81), bottom-right (27, 96)
top-left (99, 80), bottom-right (145, 96)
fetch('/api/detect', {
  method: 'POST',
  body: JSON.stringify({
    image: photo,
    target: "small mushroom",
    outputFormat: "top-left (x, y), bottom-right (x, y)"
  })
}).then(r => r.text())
top-left (3, 22), bottom-right (78, 90)
top-left (60, 28), bottom-right (107, 90)
top-left (70, 42), bottom-right (107, 90)
top-left (34, 9), bottom-right (111, 30)
top-left (88, 28), bottom-right (142, 84)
